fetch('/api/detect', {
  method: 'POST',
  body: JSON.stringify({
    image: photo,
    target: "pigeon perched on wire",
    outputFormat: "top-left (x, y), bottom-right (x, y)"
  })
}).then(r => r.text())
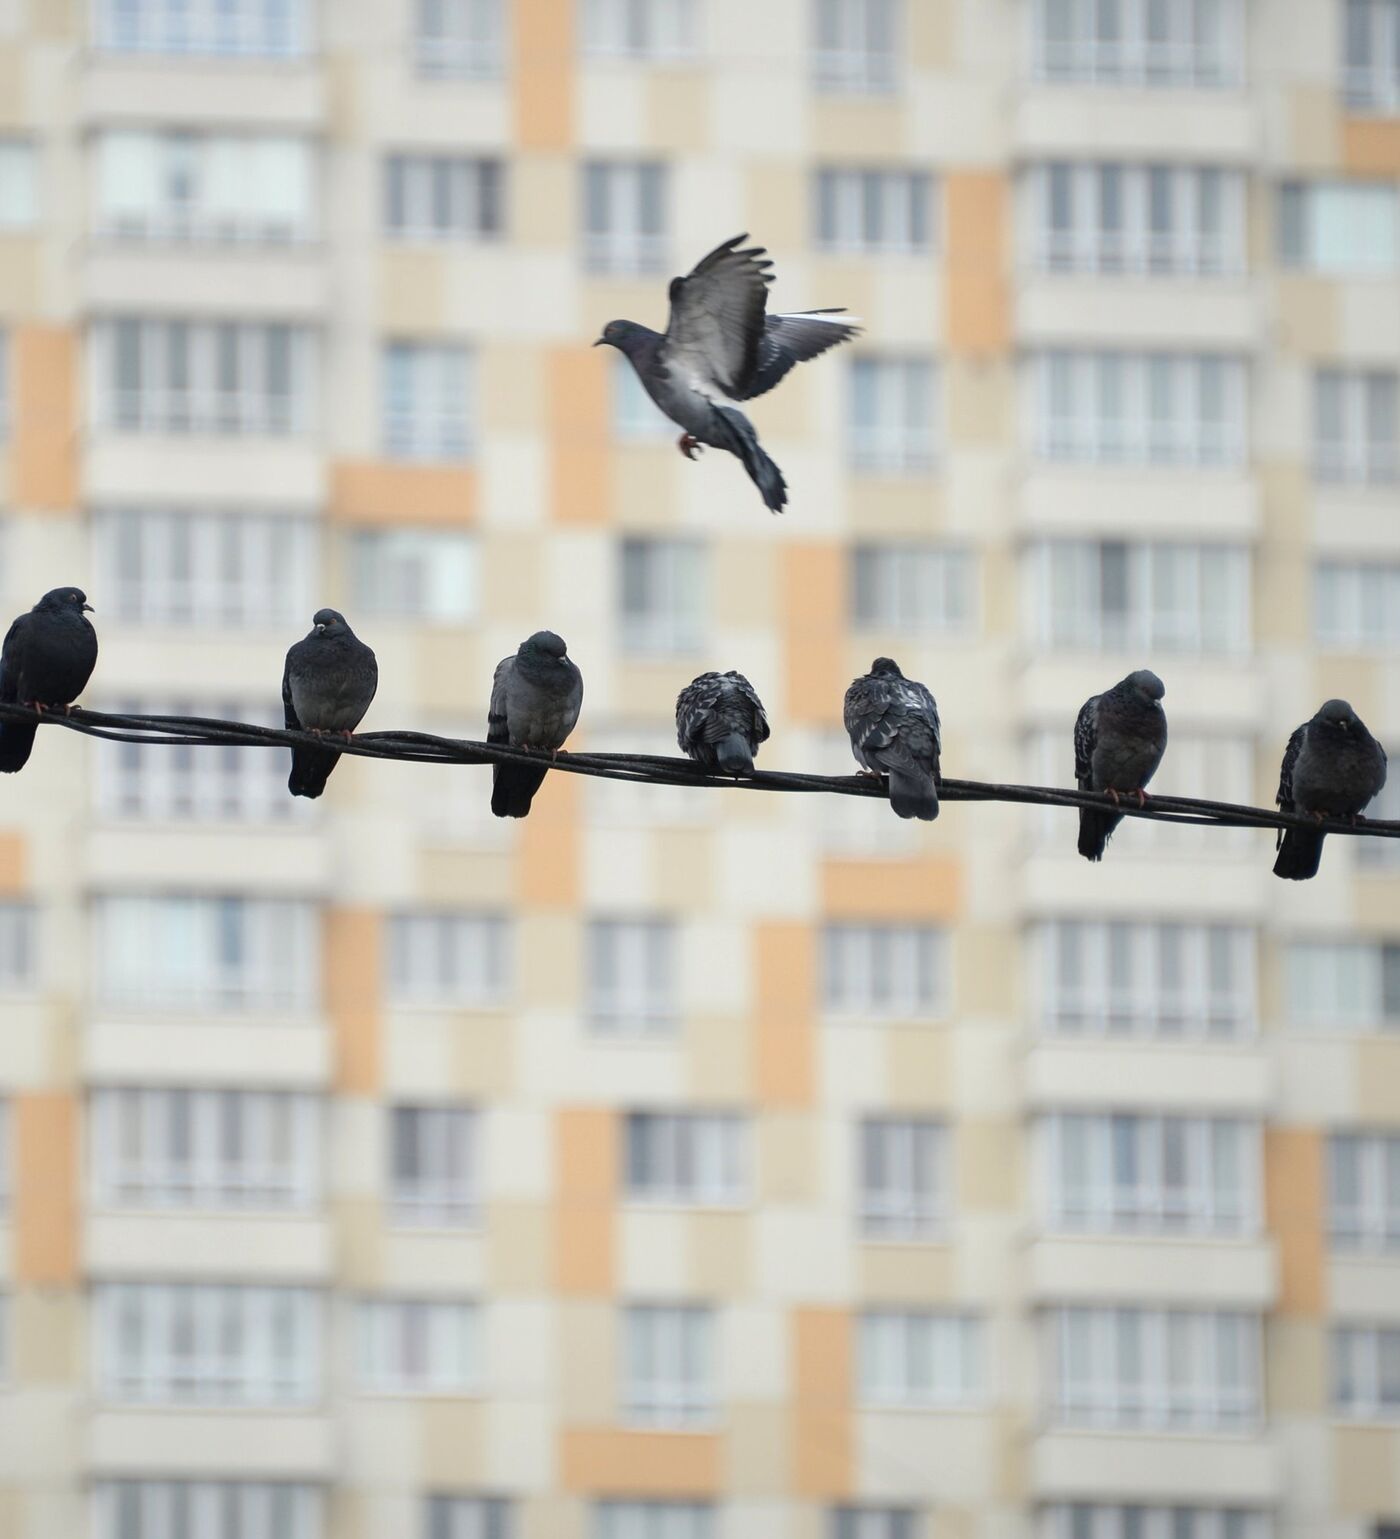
top-left (281, 609), bottom-right (378, 799)
top-left (1073, 669), bottom-right (1168, 862)
top-left (676, 670), bottom-right (769, 777)
top-left (0, 587), bottom-right (98, 773)
top-left (489, 631), bottom-right (584, 818)
top-left (1273, 699), bottom-right (1387, 880)
top-left (844, 658), bottom-right (941, 821)
top-left (593, 233), bottom-right (860, 513)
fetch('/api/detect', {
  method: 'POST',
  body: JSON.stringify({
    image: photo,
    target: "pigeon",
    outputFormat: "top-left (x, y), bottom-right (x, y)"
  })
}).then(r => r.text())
top-left (1073, 669), bottom-right (1168, 862)
top-left (1273, 699), bottom-right (1387, 880)
top-left (488, 631), bottom-right (584, 818)
top-left (0, 587), bottom-right (98, 773)
top-left (844, 658), bottom-right (941, 821)
top-left (676, 670), bottom-right (769, 777)
top-left (593, 233), bottom-right (860, 513)
top-left (281, 609), bottom-right (378, 799)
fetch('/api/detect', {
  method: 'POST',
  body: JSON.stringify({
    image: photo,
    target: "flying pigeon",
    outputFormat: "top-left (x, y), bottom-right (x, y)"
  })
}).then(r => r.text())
top-left (0, 587), bottom-right (98, 773)
top-left (1073, 669), bottom-right (1168, 861)
top-left (488, 631), bottom-right (584, 818)
top-left (1273, 698), bottom-right (1387, 880)
top-left (844, 657), bottom-right (941, 820)
top-left (281, 608), bottom-right (378, 799)
top-left (676, 670), bottom-right (769, 777)
top-left (593, 233), bottom-right (860, 513)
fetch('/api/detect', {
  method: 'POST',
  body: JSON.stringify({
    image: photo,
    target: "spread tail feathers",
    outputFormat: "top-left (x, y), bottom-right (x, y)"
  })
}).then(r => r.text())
top-left (887, 767), bottom-right (939, 821)
top-left (492, 762), bottom-right (549, 819)
top-left (0, 723), bottom-right (37, 774)
top-left (715, 732), bottom-right (754, 777)
top-left (1274, 827), bottom-right (1326, 881)
top-left (1078, 807), bottom-right (1123, 862)
top-left (288, 745), bottom-right (340, 800)
top-left (716, 405), bottom-right (787, 513)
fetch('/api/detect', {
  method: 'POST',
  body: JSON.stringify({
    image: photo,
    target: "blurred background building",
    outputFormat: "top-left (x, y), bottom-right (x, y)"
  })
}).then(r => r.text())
top-left (0, 0), bottom-right (1399, 1535)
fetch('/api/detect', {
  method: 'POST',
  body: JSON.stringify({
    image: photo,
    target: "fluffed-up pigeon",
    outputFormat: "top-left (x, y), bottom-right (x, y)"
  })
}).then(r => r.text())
top-left (844, 658), bottom-right (941, 821)
top-left (593, 233), bottom-right (860, 513)
top-left (676, 670), bottom-right (769, 777)
top-left (1273, 699), bottom-right (1387, 880)
top-left (281, 608), bottom-right (378, 799)
top-left (0, 587), bottom-right (98, 773)
top-left (489, 631), bottom-right (584, 818)
top-left (1073, 669), bottom-right (1168, 861)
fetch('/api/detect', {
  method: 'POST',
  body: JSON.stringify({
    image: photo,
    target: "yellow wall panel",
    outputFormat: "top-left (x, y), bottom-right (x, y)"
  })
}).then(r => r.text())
top-left (329, 461), bottom-right (476, 526)
top-left (782, 544), bottom-right (846, 725)
top-left (821, 856), bottom-right (962, 919)
top-left (549, 347), bottom-right (613, 526)
top-left (554, 1107), bottom-right (616, 1295)
top-left (560, 1428), bottom-right (722, 1494)
top-left (1265, 1127), bottom-right (1326, 1315)
top-left (792, 1307), bottom-right (852, 1498)
top-left (14, 1094), bottom-right (78, 1285)
top-left (945, 173), bottom-right (1009, 356)
top-left (1342, 117), bottom-right (1400, 175)
top-left (324, 908), bottom-right (382, 1095)
top-left (12, 326), bottom-right (79, 511)
top-left (514, 0), bottom-right (573, 151)
top-left (753, 922), bottom-right (816, 1107)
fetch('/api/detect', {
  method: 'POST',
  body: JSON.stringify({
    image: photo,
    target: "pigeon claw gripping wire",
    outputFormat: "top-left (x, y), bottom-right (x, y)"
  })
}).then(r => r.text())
top-left (677, 433), bottom-right (703, 460)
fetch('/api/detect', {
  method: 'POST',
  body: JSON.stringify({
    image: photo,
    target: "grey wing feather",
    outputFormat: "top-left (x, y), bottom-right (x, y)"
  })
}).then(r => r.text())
top-left (488, 656), bottom-right (513, 744)
top-left (1074, 697), bottom-right (1099, 787)
top-left (0, 617), bottom-right (27, 703)
top-left (739, 310), bottom-right (863, 400)
top-left (1276, 724), bottom-right (1306, 809)
top-left (662, 233), bottom-right (773, 398)
top-left (732, 672), bottom-right (771, 744)
top-left (281, 656), bottom-right (301, 733)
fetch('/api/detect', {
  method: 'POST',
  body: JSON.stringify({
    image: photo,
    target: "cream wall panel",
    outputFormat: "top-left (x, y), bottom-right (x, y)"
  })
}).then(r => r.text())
top-left (82, 251), bottom-right (329, 318)
top-left (1028, 1238), bottom-right (1277, 1305)
top-left (85, 1022), bottom-right (330, 1087)
top-left (88, 1411), bottom-right (334, 1476)
top-left (1021, 471), bottom-right (1261, 540)
top-left (1016, 94), bottom-right (1258, 160)
top-left (1330, 1259), bottom-right (1400, 1321)
top-left (1024, 1044), bottom-right (1273, 1112)
top-left (0, 1394), bottom-right (83, 1481)
top-left (79, 64), bottom-right (326, 128)
top-left (84, 1215), bottom-right (331, 1280)
top-left (84, 828), bottom-right (332, 895)
top-left (1018, 281), bottom-right (1260, 351)
top-left (84, 440), bottom-right (325, 506)
top-left (856, 1413), bottom-right (1001, 1502)
top-left (754, 1211), bottom-right (855, 1302)
top-left (1031, 1433), bottom-right (1281, 1502)
top-left (617, 1209), bottom-right (693, 1294)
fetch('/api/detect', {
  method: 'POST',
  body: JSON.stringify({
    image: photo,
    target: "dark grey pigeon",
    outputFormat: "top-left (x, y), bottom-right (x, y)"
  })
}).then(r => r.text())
top-left (1273, 699), bottom-right (1387, 880)
top-left (1074, 669), bottom-right (1168, 861)
top-left (0, 587), bottom-right (98, 773)
top-left (676, 670), bottom-right (770, 777)
top-left (593, 233), bottom-right (860, 513)
top-left (281, 608), bottom-right (378, 799)
top-left (844, 658), bottom-right (941, 821)
top-left (489, 631), bottom-right (584, 818)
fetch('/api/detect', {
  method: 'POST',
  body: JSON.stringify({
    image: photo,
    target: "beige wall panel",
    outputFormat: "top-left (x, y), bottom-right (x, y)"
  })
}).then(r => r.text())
top-left (419, 1400), bottom-right (490, 1484)
top-left (723, 1403), bottom-right (792, 1497)
top-left (908, 0), bottom-right (957, 67)
top-left (712, 539), bottom-right (778, 629)
top-left (14, 1094), bottom-right (77, 1285)
top-left (955, 1119), bottom-right (1022, 1211)
top-left (512, 156), bottom-right (577, 245)
top-left (782, 544), bottom-right (846, 726)
top-left (744, 164), bottom-right (809, 256)
top-left (1275, 277), bottom-right (1341, 355)
top-left (946, 358), bottom-right (1014, 447)
top-left (513, 0), bottom-right (575, 151)
top-left (686, 1212), bottom-right (753, 1297)
top-left (653, 828), bottom-right (714, 911)
top-left (1332, 1426), bottom-right (1400, 1513)
top-left (482, 344), bottom-right (549, 436)
top-left (945, 173), bottom-right (1009, 356)
top-left (1342, 117), bottom-right (1400, 174)
top-left (334, 1197), bottom-right (385, 1289)
top-left (550, 346), bottom-right (613, 527)
top-left (482, 530), bottom-right (549, 617)
top-left (884, 1027), bottom-right (955, 1112)
top-left (557, 1300), bottom-right (616, 1421)
top-left (10, 1290), bottom-right (79, 1384)
top-left (28, 0), bottom-right (78, 39)
top-left (325, 908), bottom-right (383, 1095)
top-left (954, 926), bottom-right (1019, 1017)
top-left (416, 850), bottom-right (516, 907)
top-left (1265, 1127), bottom-right (1327, 1315)
top-left (554, 1106), bottom-right (616, 1295)
top-left (686, 1012), bottom-right (752, 1100)
top-left (11, 326), bottom-right (78, 511)
top-left (792, 1306), bottom-right (853, 1498)
top-left (1287, 87), bottom-right (1342, 169)
top-left (1317, 656), bottom-right (1380, 726)
top-left (487, 1202), bottom-right (552, 1290)
top-left (0, 239), bottom-right (41, 315)
top-left (857, 1243), bottom-right (956, 1301)
top-left (753, 921), bottom-right (817, 1108)
top-left (559, 1428), bottom-right (722, 1495)
top-left (810, 100), bottom-right (908, 158)
top-left (757, 1113), bottom-right (820, 1204)
top-left (377, 250), bottom-right (449, 333)
top-left (520, 915), bottom-right (582, 1009)
top-left (643, 72), bottom-right (710, 152)
top-left (0, 46), bottom-right (24, 128)
top-left (1354, 1037), bottom-right (1400, 1120)
top-left (445, 1011), bottom-right (514, 1097)
top-left (1267, 1318), bottom-right (1327, 1415)
top-left (847, 480), bottom-right (949, 535)
top-left (613, 448), bottom-right (683, 527)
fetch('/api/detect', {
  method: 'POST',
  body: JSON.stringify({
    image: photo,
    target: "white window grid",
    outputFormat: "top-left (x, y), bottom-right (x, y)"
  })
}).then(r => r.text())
top-left (1315, 562), bottom-right (1400, 651)
top-left (384, 154), bottom-right (502, 242)
top-left (815, 168), bottom-right (933, 255)
top-left (596, 1502), bottom-right (714, 1539)
top-left (1047, 1305), bottom-right (1260, 1430)
top-left (349, 528), bottom-right (478, 623)
top-left (831, 1509), bottom-right (919, 1539)
top-left (1037, 1112), bottom-right (1258, 1235)
top-left (389, 1104), bottom-right (478, 1226)
top-left (91, 0), bottom-right (313, 56)
top-left (582, 162), bottom-right (668, 274)
top-left (1333, 1323), bottom-right (1400, 1418)
top-left (90, 1088), bottom-right (320, 1210)
top-left (612, 357), bottom-right (674, 441)
top-left (1030, 0), bottom-right (1243, 87)
top-left (624, 1112), bottom-right (747, 1206)
top-left (1358, 776), bottom-right (1400, 869)
top-left (857, 1310), bottom-right (979, 1408)
top-left (1330, 1132), bottom-right (1400, 1251)
top-left (822, 924), bottom-right (948, 1020)
top-left (1343, 0), bottom-right (1400, 112)
top-left (1286, 940), bottom-right (1400, 1032)
top-left (622, 1304), bottom-right (715, 1428)
top-left (851, 544), bottom-right (973, 635)
top-left (587, 919), bottom-right (678, 1034)
top-left (426, 1498), bottom-right (511, 1539)
top-left (414, 0), bottom-right (505, 79)
top-left (1313, 369), bottom-right (1398, 485)
top-left (387, 912), bottom-right (509, 1008)
top-left (93, 317), bottom-right (315, 436)
top-left (0, 902), bottom-right (36, 991)
top-left (1027, 538), bottom-right (1251, 656)
top-left (582, 0), bottom-right (699, 59)
top-left (858, 1118), bottom-right (948, 1240)
top-left (1037, 920), bottom-right (1256, 1040)
top-left (94, 1480), bottom-right (323, 1539)
top-left (812, 0), bottom-right (898, 93)
top-left (382, 342), bottom-right (474, 461)
top-left (1038, 1505), bottom-right (1270, 1539)
top-left (0, 138), bottom-right (37, 230)
top-left (95, 1282), bottom-right (321, 1406)
top-left (356, 1298), bottom-right (479, 1394)
top-left (849, 358), bottom-right (939, 474)
top-left (1278, 180), bottom-right (1400, 274)
top-left (619, 537), bottom-right (707, 655)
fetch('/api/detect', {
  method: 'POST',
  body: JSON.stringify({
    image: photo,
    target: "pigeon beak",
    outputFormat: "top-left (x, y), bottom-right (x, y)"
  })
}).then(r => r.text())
top-left (592, 336), bottom-right (605, 347)
top-left (315, 624), bottom-right (326, 635)
top-left (82, 603), bottom-right (94, 613)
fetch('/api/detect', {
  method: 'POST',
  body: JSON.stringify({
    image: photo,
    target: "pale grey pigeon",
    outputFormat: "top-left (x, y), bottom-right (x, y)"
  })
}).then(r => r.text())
top-left (676, 670), bottom-right (769, 777)
top-left (1273, 699), bottom-right (1387, 880)
top-left (281, 608), bottom-right (378, 798)
top-left (0, 587), bottom-right (98, 773)
top-left (489, 631), bottom-right (584, 818)
top-left (593, 233), bottom-right (860, 512)
top-left (844, 658), bottom-right (941, 821)
top-left (1074, 669), bottom-right (1168, 861)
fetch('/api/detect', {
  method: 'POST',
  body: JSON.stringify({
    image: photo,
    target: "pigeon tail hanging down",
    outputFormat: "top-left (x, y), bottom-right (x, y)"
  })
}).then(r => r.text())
top-left (489, 631), bottom-right (584, 818)
top-left (282, 609), bottom-right (378, 799)
top-left (594, 234), bottom-right (860, 513)
top-left (0, 587), bottom-right (98, 773)
top-left (676, 670), bottom-right (770, 778)
top-left (1273, 699), bottom-right (1387, 880)
top-left (843, 658), bottom-right (941, 821)
top-left (1073, 669), bottom-right (1168, 861)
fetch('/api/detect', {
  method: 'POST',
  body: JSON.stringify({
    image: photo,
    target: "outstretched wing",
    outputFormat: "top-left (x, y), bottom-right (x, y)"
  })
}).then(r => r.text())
top-left (661, 234), bottom-right (773, 399)
top-left (1276, 724), bottom-right (1306, 810)
top-left (1073, 696), bottom-right (1099, 788)
top-left (739, 310), bottom-right (863, 401)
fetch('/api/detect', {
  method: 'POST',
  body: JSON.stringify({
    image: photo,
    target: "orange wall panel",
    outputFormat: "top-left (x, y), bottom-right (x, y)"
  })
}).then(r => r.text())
top-left (945, 173), bottom-right (1010, 356)
top-left (821, 857), bottom-right (962, 920)
top-left (14, 1094), bottom-right (78, 1285)
top-left (753, 922), bottom-right (815, 1107)
top-left (11, 326), bottom-right (79, 511)
top-left (782, 544), bottom-right (846, 725)
top-left (549, 347), bottom-right (613, 525)
top-left (554, 1107), bottom-right (616, 1294)
top-left (1342, 118), bottom-right (1400, 175)
top-left (560, 1428), bottom-right (721, 1495)
top-left (1266, 1127), bottom-right (1326, 1315)
top-left (0, 831), bottom-right (27, 894)
top-left (792, 1307), bottom-right (853, 1498)
top-left (514, 0), bottom-right (574, 151)
top-left (324, 908), bottom-right (382, 1095)
top-left (518, 756), bottom-right (581, 906)
top-left (329, 461), bottom-right (476, 526)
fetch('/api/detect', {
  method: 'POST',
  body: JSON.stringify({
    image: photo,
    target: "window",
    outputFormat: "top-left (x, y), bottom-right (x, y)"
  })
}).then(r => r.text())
top-left (1333, 1324), bottom-right (1400, 1417)
top-left (858, 1311), bottom-right (979, 1407)
top-left (1028, 539), bottom-right (1251, 655)
top-left (851, 544), bottom-right (972, 635)
top-left (831, 1511), bottom-right (918, 1539)
top-left (1037, 920), bottom-right (1256, 1039)
top-left (356, 1298), bottom-right (479, 1393)
top-left (823, 924), bottom-right (948, 1019)
top-left (1031, 0), bottom-right (1242, 86)
top-left (1031, 350), bottom-right (1246, 466)
top-left (849, 358), bottom-right (938, 473)
top-left (1279, 180), bottom-right (1400, 273)
top-left (625, 1113), bottom-right (746, 1205)
top-left (1038, 1507), bottom-right (1270, 1539)
top-left (95, 1482), bottom-right (322, 1539)
top-left (1026, 163), bottom-right (1245, 276)
top-left (94, 896), bottom-right (316, 1015)
top-left (613, 358), bottom-right (673, 441)
top-left (383, 155), bottom-right (502, 242)
top-left (91, 1088), bottom-right (320, 1209)
top-left (95, 1283), bottom-right (320, 1404)
top-left (93, 318), bottom-right (315, 436)
top-left (0, 902), bottom-right (35, 991)
top-left (1330, 1132), bottom-right (1400, 1250)
top-left (1343, 0), bottom-right (1400, 110)
top-left (622, 1305), bottom-right (714, 1427)
top-left (858, 1119), bottom-right (948, 1240)
top-left (582, 162), bottom-right (667, 274)
top-left (1286, 940), bottom-right (1400, 1031)
top-left (389, 1104), bottom-right (477, 1225)
top-left (582, 0), bottom-right (698, 58)
top-left (1358, 777), bottom-right (1400, 868)
top-left (1047, 1306), bottom-right (1260, 1429)
top-left (0, 139), bottom-right (36, 229)
top-left (349, 528), bottom-right (477, 623)
top-left (92, 0), bottom-right (311, 55)
top-left (414, 0), bottom-right (505, 78)
top-left (93, 506), bottom-right (315, 629)
top-left (382, 342), bottom-right (474, 461)
top-left (1316, 562), bottom-right (1400, 651)
top-left (387, 913), bottom-right (509, 1008)
top-left (619, 538), bottom-right (706, 654)
top-left (1038, 1113), bottom-right (1258, 1234)
top-left (1313, 369), bottom-right (1398, 484)
top-left (93, 131), bottom-right (315, 244)
top-left (596, 1504), bottom-right (713, 1539)
top-left (587, 919), bottom-right (678, 1033)
top-left (815, 169), bottom-right (932, 255)
top-left (813, 0), bottom-right (898, 92)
